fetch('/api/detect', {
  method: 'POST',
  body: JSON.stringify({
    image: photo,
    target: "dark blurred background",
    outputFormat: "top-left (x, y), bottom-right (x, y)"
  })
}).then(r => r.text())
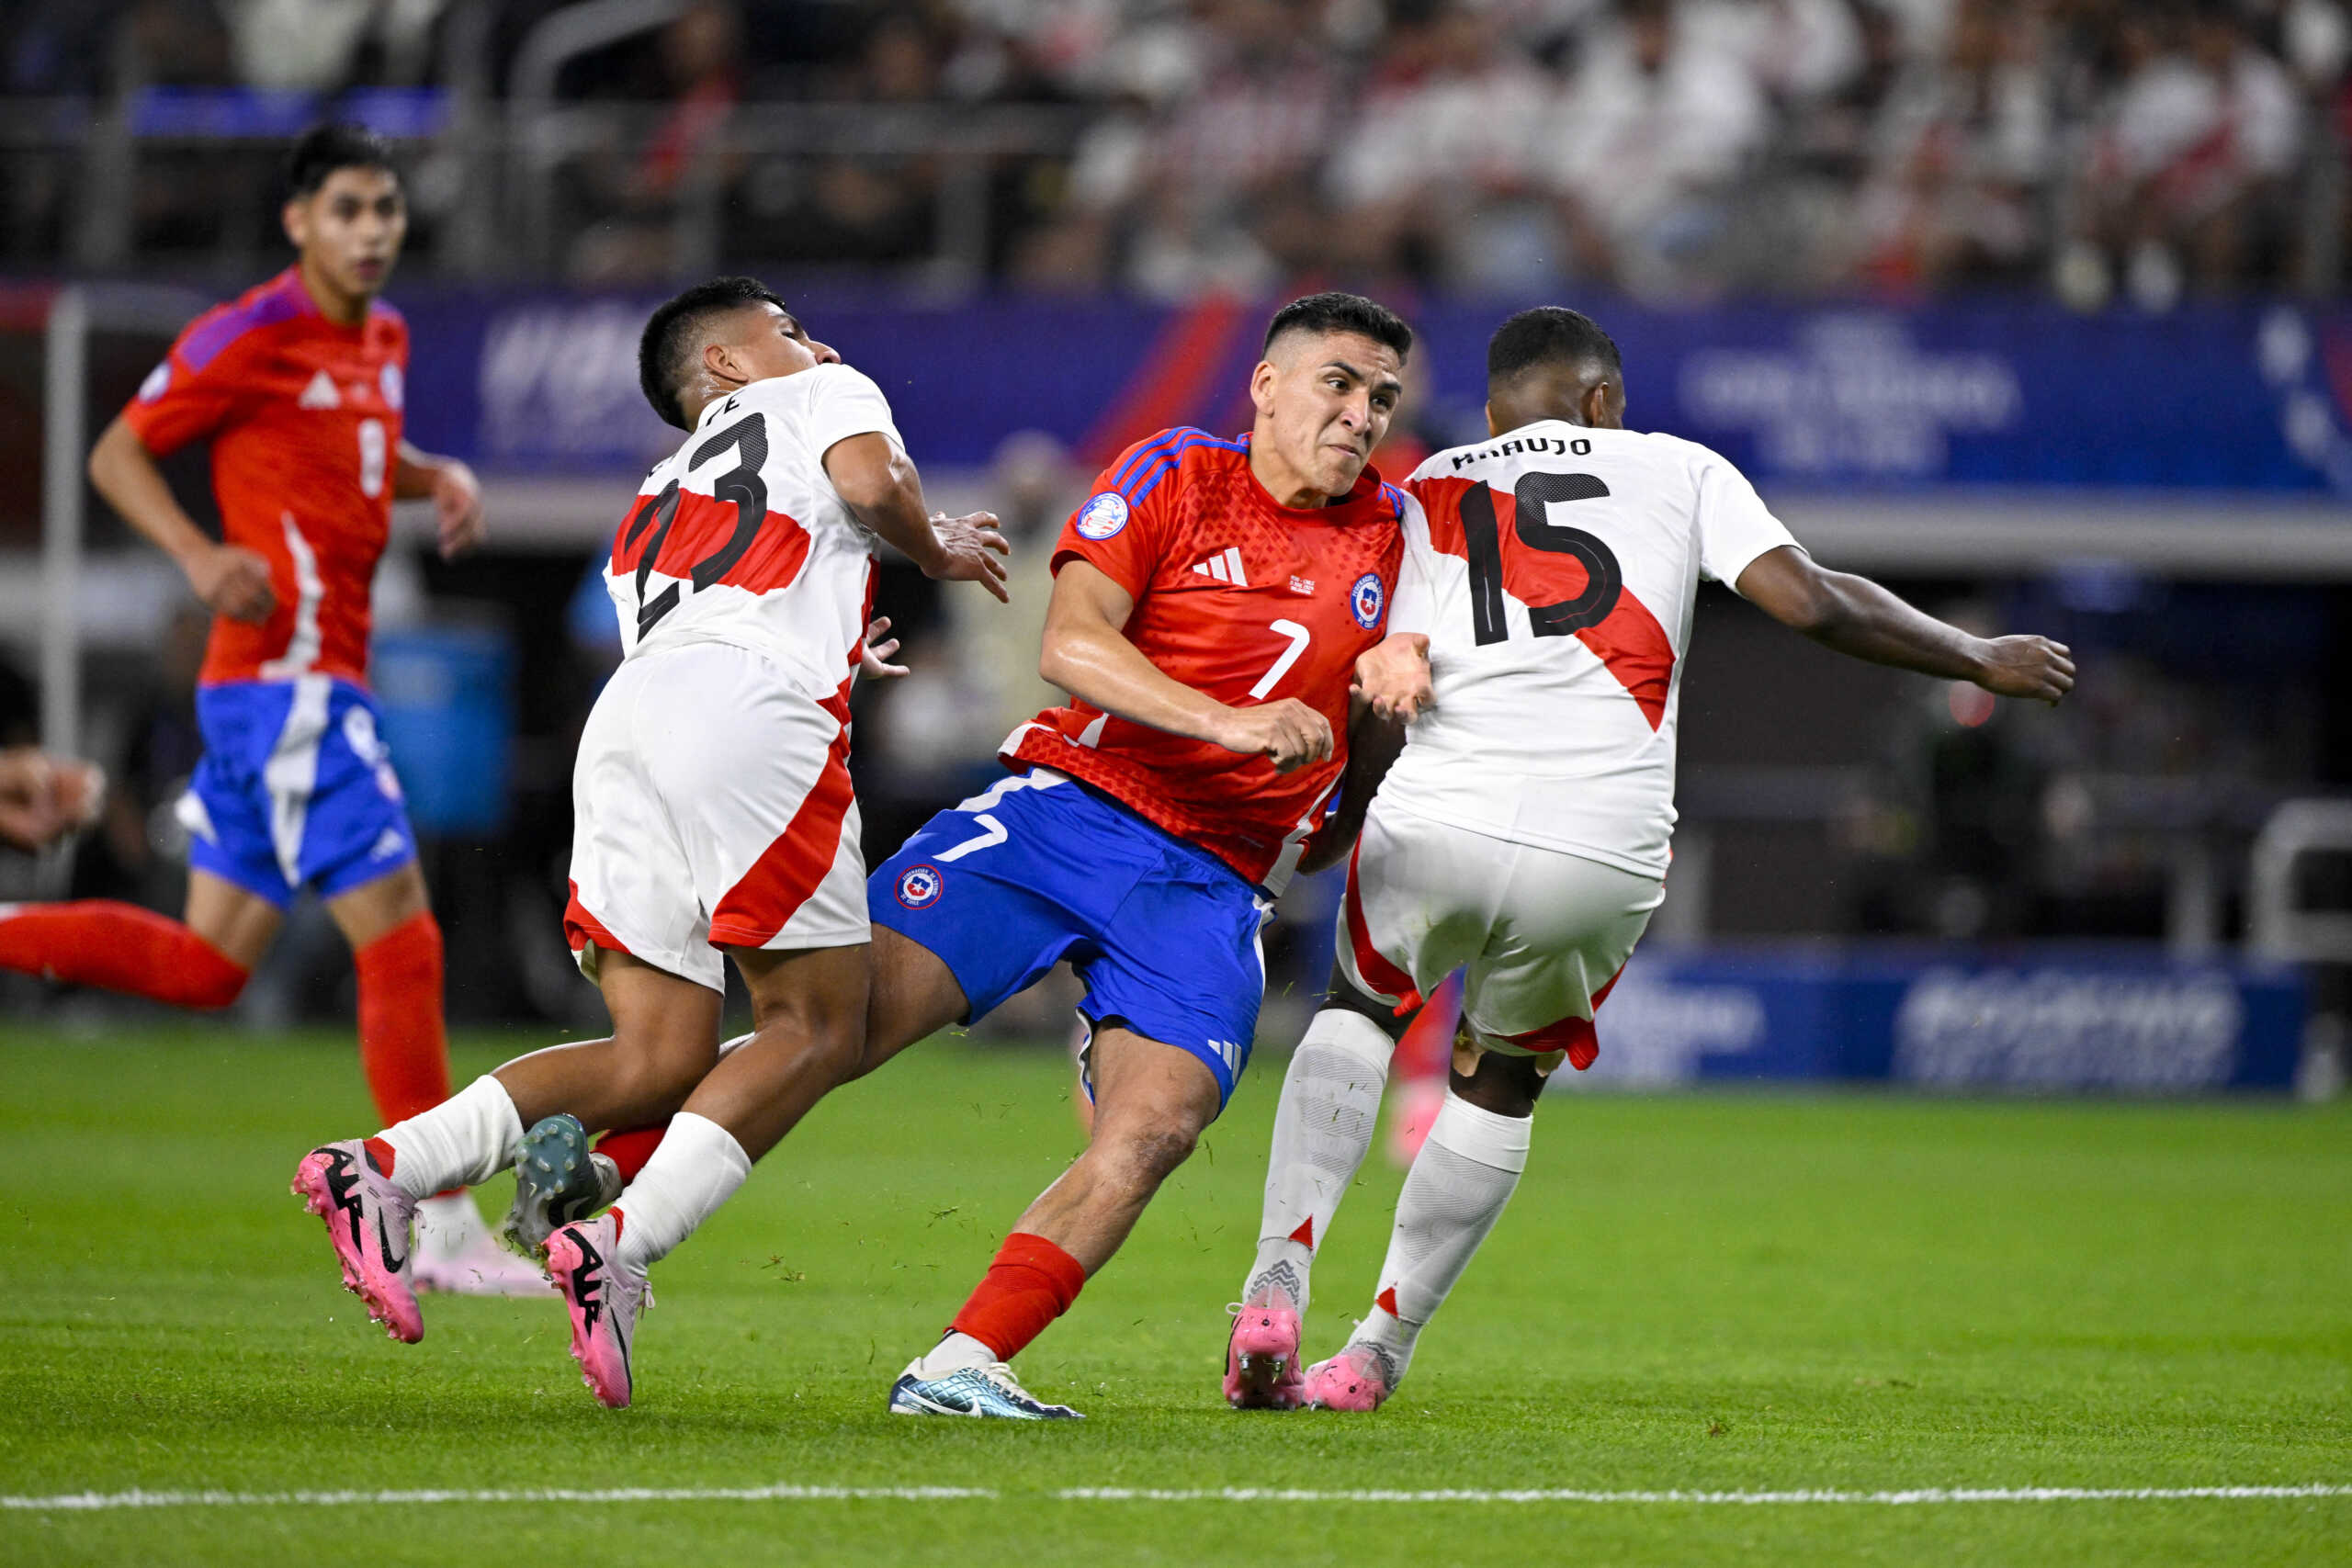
top-left (3, 0), bottom-right (2348, 1093)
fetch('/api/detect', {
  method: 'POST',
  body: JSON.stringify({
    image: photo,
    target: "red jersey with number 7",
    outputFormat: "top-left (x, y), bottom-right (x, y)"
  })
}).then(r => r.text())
top-left (121, 266), bottom-right (408, 689)
top-left (1002, 428), bottom-right (1410, 895)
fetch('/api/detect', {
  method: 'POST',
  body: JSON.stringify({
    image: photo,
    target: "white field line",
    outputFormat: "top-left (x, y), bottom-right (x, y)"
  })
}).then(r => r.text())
top-left (6, 1484), bottom-right (2349, 1512)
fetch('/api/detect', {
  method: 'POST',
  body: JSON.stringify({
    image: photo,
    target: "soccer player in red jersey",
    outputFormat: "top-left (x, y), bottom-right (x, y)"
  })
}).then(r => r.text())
top-left (0, 124), bottom-right (540, 1292)
top-left (493, 293), bottom-right (1418, 1414)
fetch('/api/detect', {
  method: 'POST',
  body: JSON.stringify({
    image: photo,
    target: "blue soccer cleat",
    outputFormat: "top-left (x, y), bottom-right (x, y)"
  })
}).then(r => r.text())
top-left (887, 1359), bottom-right (1085, 1419)
top-left (499, 1114), bottom-right (622, 1259)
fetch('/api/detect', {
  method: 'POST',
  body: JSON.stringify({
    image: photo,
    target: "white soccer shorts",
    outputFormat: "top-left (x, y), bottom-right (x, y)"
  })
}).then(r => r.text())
top-left (564, 641), bottom-right (867, 994)
top-left (1335, 797), bottom-right (1664, 1072)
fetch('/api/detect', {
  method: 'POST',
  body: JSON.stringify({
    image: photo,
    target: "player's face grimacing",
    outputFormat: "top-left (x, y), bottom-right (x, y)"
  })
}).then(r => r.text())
top-left (716, 304), bottom-right (841, 384)
top-left (284, 167), bottom-right (406, 308)
top-left (1250, 332), bottom-right (1404, 505)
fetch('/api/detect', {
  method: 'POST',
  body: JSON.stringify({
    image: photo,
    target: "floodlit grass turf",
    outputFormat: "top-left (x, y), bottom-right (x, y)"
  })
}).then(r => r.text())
top-left (0, 1025), bottom-right (2346, 1567)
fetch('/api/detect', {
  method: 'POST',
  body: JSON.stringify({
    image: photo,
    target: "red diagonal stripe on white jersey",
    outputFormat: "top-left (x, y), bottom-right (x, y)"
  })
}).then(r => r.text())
top-left (1413, 475), bottom-right (1674, 730)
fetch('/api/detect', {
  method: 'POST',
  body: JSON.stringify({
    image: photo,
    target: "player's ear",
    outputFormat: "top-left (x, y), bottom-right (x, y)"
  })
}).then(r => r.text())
top-left (281, 197), bottom-right (308, 251)
top-left (1485, 400), bottom-right (1500, 439)
top-left (1249, 359), bottom-right (1279, 418)
top-left (1581, 380), bottom-right (1615, 430)
top-left (704, 337), bottom-right (741, 387)
top-left (1591, 378), bottom-right (1627, 430)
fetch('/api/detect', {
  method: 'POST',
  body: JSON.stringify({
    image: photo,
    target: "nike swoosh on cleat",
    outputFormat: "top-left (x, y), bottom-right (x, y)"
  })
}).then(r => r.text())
top-left (375, 1210), bottom-right (407, 1272)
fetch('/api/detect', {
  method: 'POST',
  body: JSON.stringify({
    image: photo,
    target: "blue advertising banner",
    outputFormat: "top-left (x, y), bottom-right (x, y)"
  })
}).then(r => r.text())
top-left (1579, 945), bottom-right (2304, 1093)
top-left (390, 288), bottom-right (2352, 494)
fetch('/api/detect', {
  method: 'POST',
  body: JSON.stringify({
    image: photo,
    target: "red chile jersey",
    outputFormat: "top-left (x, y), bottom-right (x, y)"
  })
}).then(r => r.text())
top-left (1390, 422), bottom-right (1799, 878)
top-left (1003, 428), bottom-right (1411, 894)
top-left (122, 266), bottom-right (408, 689)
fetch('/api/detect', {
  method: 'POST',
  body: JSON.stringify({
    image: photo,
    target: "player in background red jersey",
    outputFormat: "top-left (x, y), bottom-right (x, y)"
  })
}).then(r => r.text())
top-left (0, 125), bottom-right (539, 1293)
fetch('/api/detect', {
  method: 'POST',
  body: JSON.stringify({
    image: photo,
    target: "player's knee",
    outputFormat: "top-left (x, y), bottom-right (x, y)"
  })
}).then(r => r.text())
top-left (605, 1028), bottom-right (718, 1111)
top-left (1103, 1122), bottom-right (1198, 1190)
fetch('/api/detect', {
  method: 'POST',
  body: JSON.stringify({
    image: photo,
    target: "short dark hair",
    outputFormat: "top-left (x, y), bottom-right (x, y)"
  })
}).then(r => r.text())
top-left (1262, 291), bottom-right (1413, 363)
top-left (284, 122), bottom-right (399, 201)
top-left (1487, 306), bottom-right (1623, 387)
top-left (638, 276), bottom-right (789, 430)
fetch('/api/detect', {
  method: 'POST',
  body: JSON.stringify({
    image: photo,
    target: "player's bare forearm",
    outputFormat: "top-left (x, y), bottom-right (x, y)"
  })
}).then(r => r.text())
top-left (827, 436), bottom-right (942, 568)
top-left (825, 433), bottom-right (1009, 600)
top-left (396, 441), bottom-right (485, 558)
top-left (1736, 546), bottom-right (2075, 704)
top-left (1042, 563), bottom-right (1331, 771)
top-left (90, 417), bottom-right (276, 620)
top-left (1297, 709), bottom-right (1406, 874)
top-left (1040, 566), bottom-right (1236, 745)
top-left (88, 417), bottom-right (211, 570)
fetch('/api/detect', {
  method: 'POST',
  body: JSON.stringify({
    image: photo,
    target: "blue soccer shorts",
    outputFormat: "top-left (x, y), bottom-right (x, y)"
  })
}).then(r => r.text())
top-left (869, 767), bottom-right (1273, 1111)
top-left (176, 675), bottom-right (419, 908)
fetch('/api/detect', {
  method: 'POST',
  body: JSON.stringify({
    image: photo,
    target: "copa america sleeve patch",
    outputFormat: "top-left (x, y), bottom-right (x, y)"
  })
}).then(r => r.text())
top-left (1073, 492), bottom-right (1130, 541)
top-left (1350, 571), bottom-right (1386, 629)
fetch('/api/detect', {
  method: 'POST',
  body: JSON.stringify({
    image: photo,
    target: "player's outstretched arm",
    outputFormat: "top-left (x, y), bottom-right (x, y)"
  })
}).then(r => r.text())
top-left (1042, 561), bottom-right (1332, 773)
top-left (87, 416), bottom-right (277, 623)
top-left (1735, 546), bottom-right (2075, 705)
top-left (395, 441), bottom-right (485, 559)
top-left (1297, 708), bottom-right (1407, 874)
top-left (823, 433), bottom-right (1010, 602)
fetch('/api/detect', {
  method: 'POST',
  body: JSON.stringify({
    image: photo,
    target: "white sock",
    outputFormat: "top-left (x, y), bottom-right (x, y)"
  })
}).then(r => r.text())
top-left (913, 1331), bottom-right (999, 1378)
top-left (1353, 1089), bottom-right (1532, 1385)
top-left (1242, 1008), bottom-right (1393, 1315)
top-left (380, 1076), bottom-right (525, 1201)
top-left (413, 1191), bottom-right (489, 1258)
top-left (610, 1111), bottom-right (752, 1272)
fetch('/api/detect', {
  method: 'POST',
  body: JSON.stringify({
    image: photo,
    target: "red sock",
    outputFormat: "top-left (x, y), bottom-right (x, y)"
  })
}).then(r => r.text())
top-left (594, 1124), bottom-right (668, 1183)
top-left (0, 901), bottom-right (246, 1009)
top-left (355, 911), bottom-right (452, 1128)
top-left (949, 1232), bottom-right (1087, 1362)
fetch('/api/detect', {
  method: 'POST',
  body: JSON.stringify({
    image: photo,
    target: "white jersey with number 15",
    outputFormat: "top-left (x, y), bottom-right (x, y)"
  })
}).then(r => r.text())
top-left (1386, 421), bottom-right (1800, 879)
top-left (604, 363), bottom-right (901, 700)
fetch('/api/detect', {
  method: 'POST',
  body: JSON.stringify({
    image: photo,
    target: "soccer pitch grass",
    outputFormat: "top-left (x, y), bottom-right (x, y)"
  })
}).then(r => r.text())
top-left (2, 1027), bottom-right (2346, 1566)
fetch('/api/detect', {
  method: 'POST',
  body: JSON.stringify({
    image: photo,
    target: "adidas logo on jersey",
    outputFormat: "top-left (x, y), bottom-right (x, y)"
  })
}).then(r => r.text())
top-left (1190, 547), bottom-right (1249, 587)
top-left (298, 369), bottom-right (341, 409)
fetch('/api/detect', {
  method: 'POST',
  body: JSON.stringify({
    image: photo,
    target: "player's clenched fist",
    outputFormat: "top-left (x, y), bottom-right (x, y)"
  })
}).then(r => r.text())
top-left (187, 541), bottom-right (277, 623)
top-left (0, 747), bottom-right (102, 852)
top-left (1354, 633), bottom-right (1433, 723)
top-left (431, 458), bottom-right (486, 559)
top-left (924, 510), bottom-right (1012, 603)
top-left (1216, 698), bottom-right (1333, 773)
top-left (1972, 635), bottom-right (2075, 705)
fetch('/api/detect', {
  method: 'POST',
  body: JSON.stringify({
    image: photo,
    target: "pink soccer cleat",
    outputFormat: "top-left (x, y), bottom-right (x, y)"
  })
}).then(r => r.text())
top-left (1224, 1303), bottom-right (1305, 1410)
top-left (1303, 1341), bottom-right (1400, 1412)
top-left (292, 1140), bottom-right (424, 1344)
top-left (545, 1214), bottom-right (648, 1409)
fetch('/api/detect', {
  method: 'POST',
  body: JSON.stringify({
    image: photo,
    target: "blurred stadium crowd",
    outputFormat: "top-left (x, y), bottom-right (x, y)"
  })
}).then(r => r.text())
top-left (3, 3), bottom-right (2349, 1059)
top-left (6, 0), bottom-right (2349, 305)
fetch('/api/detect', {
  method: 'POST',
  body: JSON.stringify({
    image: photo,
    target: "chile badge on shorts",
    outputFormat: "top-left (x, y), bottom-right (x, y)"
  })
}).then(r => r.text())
top-left (896, 863), bottom-right (944, 910)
